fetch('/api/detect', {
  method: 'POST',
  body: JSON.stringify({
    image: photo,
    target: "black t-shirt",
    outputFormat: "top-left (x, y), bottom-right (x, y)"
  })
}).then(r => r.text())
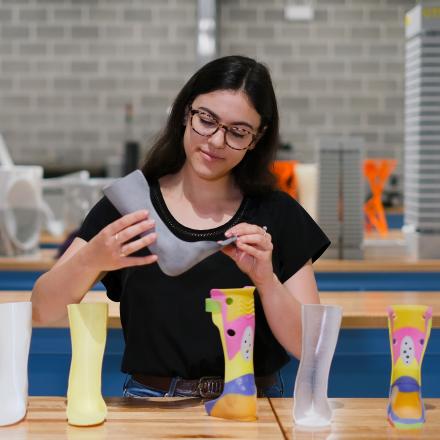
top-left (77, 181), bottom-right (330, 379)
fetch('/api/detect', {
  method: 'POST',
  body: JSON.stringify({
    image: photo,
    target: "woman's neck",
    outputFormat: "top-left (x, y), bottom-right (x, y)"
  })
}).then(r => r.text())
top-left (160, 167), bottom-right (241, 206)
top-left (158, 167), bottom-right (243, 229)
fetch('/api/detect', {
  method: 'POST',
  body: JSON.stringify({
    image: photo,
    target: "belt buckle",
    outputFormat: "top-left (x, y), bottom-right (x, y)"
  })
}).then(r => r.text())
top-left (197, 376), bottom-right (223, 399)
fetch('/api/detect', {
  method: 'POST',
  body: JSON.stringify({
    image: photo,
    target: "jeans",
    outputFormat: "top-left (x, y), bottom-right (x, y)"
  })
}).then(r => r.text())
top-left (122, 371), bottom-right (284, 398)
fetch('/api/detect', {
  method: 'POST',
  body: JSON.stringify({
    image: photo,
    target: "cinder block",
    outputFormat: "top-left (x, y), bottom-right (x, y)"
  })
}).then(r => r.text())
top-left (54, 9), bottom-right (82, 21)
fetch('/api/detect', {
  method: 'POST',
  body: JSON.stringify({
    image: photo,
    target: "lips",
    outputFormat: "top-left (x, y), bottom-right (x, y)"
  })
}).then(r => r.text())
top-left (200, 150), bottom-right (224, 160)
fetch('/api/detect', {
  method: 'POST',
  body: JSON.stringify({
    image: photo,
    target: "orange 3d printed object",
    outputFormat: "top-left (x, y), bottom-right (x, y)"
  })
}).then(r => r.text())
top-left (364, 158), bottom-right (397, 236)
top-left (272, 160), bottom-right (298, 199)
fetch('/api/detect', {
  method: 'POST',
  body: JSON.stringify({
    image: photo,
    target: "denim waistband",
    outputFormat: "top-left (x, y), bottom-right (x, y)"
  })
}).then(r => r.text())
top-left (126, 372), bottom-right (282, 398)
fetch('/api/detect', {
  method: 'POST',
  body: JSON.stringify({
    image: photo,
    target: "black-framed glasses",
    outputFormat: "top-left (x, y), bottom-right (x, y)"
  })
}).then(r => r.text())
top-left (189, 107), bottom-right (258, 151)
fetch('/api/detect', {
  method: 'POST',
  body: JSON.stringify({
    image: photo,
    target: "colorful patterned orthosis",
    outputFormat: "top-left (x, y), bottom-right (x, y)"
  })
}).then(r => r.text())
top-left (205, 287), bottom-right (257, 421)
top-left (387, 305), bottom-right (432, 430)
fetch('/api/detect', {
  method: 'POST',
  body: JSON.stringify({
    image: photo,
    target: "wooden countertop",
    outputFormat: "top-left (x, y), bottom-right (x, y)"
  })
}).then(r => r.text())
top-left (0, 397), bottom-right (281, 439)
top-left (40, 231), bottom-right (67, 245)
top-left (2, 397), bottom-right (439, 439)
top-left (0, 249), bottom-right (56, 271)
top-left (321, 291), bottom-right (440, 328)
top-left (0, 291), bottom-right (121, 329)
top-left (269, 397), bottom-right (440, 439)
top-left (3, 290), bottom-right (440, 329)
top-left (2, 247), bottom-right (440, 272)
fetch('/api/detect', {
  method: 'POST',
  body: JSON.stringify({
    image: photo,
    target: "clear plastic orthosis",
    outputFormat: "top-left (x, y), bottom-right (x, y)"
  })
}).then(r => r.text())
top-left (293, 304), bottom-right (342, 428)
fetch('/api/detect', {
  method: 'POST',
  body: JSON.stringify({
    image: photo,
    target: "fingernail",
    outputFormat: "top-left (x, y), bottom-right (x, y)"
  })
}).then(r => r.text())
top-left (225, 231), bottom-right (231, 237)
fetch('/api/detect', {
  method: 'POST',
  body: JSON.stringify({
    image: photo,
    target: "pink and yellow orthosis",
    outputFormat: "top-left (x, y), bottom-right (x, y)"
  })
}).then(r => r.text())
top-left (205, 286), bottom-right (257, 421)
top-left (387, 305), bottom-right (432, 430)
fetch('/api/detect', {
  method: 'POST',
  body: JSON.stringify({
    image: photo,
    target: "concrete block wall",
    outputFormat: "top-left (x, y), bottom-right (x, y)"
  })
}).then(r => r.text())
top-left (0, 0), bottom-right (412, 171)
top-left (0, 0), bottom-right (197, 170)
top-left (220, 0), bottom-right (412, 167)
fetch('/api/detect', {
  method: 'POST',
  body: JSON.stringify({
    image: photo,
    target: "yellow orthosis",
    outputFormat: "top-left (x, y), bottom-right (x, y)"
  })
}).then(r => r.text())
top-left (67, 303), bottom-right (108, 426)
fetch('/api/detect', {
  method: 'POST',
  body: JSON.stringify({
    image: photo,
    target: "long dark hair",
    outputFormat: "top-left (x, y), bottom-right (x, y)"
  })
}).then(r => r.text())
top-left (142, 55), bottom-right (279, 195)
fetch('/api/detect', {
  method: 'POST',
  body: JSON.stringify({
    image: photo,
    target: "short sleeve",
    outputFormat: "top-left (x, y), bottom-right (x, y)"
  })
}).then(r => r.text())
top-left (76, 196), bottom-right (123, 302)
top-left (274, 192), bottom-right (330, 283)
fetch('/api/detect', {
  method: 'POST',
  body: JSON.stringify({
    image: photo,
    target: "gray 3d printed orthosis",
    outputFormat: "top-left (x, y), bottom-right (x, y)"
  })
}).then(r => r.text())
top-left (103, 170), bottom-right (237, 276)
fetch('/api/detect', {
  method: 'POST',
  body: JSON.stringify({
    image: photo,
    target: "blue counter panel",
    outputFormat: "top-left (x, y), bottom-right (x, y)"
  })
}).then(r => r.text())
top-left (3, 270), bottom-right (440, 292)
top-left (0, 271), bottom-right (105, 291)
top-left (281, 329), bottom-right (440, 398)
top-left (40, 243), bottom-right (60, 249)
top-left (316, 272), bottom-right (440, 291)
top-left (29, 328), bottom-right (125, 396)
top-left (29, 328), bottom-right (440, 398)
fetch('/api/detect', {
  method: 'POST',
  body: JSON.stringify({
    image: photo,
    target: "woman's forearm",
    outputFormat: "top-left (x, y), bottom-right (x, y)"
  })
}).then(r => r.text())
top-left (31, 246), bottom-right (102, 324)
top-left (256, 263), bottom-right (321, 360)
top-left (256, 274), bottom-right (304, 358)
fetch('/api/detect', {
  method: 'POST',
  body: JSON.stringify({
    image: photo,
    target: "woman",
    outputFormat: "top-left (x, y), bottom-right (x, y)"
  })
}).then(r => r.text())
top-left (32, 55), bottom-right (330, 398)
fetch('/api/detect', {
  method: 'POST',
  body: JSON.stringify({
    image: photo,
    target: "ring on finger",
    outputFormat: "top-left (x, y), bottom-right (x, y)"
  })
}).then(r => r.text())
top-left (262, 226), bottom-right (268, 237)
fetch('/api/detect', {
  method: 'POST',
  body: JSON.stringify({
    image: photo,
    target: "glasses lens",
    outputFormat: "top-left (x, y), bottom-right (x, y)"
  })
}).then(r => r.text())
top-left (225, 128), bottom-right (253, 150)
top-left (192, 112), bottom-right (218, 136)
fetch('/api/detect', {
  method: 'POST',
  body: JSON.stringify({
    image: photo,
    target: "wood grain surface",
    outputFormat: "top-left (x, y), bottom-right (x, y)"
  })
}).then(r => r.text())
top-left (2, 247), bottom-right (440, 272)
top-left (2, 290), bottom-right (439, 329)
top-left (269, 398), bottom-right (440, 439)
top-left (0, 397), bottom-right (283, 440)
top-left (0, 291), bottom-right (120, 328)
top-left (320, 291), bottom-right (440, 328)
top-left (0, 249), bottom-right (56, 271)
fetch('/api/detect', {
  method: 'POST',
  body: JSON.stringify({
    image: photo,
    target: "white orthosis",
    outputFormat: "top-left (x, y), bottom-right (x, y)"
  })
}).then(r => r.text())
top-left (0, 301), bottom-right (32, 426)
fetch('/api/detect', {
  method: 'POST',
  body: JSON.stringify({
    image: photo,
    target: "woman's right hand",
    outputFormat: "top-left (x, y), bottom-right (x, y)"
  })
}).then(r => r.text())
top-left (81, 209), bottom-right (158, 272)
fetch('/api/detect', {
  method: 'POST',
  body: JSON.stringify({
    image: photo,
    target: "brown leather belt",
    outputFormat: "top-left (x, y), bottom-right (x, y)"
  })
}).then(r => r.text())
top-left (132, 373), bottom-right (277, 398)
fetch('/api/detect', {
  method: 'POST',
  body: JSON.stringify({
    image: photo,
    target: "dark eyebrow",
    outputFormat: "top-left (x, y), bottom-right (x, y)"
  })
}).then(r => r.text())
top-left (197, 106), bottom-right (256, 131)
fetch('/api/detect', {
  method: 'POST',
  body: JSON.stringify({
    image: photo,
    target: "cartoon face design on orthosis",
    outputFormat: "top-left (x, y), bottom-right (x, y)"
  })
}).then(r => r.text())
top-left (388, 306), bottom-right (432, 368)
top-left (210, 289), bottom-right (255, 362)
top-left (393, 332), bottom-right (424, 366)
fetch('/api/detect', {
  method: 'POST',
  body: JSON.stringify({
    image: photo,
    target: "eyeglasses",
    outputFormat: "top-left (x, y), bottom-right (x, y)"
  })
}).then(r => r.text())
top-left (189, 107), bottom-right (258, 151)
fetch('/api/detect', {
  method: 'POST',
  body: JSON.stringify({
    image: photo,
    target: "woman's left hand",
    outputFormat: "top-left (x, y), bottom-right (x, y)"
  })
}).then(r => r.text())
top-left (221, 222), bottom-right (274, 287)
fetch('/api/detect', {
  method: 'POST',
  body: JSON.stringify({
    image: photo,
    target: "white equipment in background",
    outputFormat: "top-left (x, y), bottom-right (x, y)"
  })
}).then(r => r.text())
top-left (0, 134), bottom-right (43, 256)
top-left (296, 163), bottom-right (318, 220)
top-left (404, 4), bottom-right (440, 258)
top-left (42, 172), bottom-right (113, 235)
